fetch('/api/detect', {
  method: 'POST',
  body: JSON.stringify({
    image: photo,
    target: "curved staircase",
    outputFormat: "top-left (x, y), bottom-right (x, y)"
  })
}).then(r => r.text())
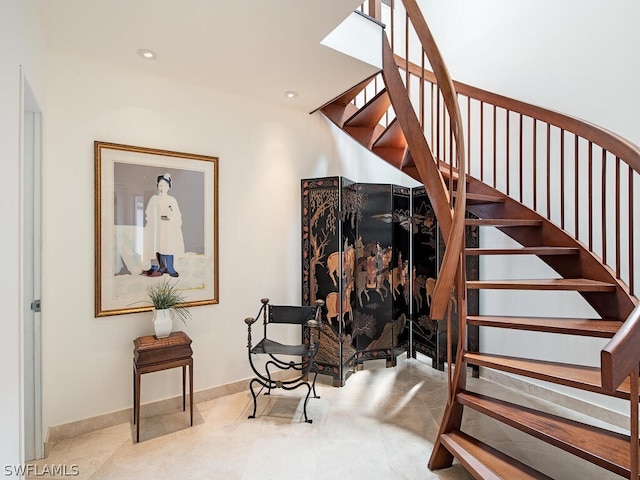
top-left (319, 1), bottom-right (640, 478)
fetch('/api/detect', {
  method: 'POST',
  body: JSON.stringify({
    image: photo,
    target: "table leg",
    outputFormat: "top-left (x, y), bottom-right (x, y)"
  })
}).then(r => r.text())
top-left (189, 360), bottom-right (193, 426)
top-left (135, 368), bottom-right (141, 442)
top-left (132, 365), bottom-right (136, 424)
top-left (182, 365), bottom-right (186, 412)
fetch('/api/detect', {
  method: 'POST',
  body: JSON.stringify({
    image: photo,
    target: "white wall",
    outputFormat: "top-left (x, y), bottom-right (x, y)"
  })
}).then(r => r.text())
top-left (418, 0), bottom-right (640, 413)
top-left (0, 0), bottom-right (44, 470)
top-left (418, 0), bottom-right (640, 144)
top-left (41, 49), bottom-right (417, 430)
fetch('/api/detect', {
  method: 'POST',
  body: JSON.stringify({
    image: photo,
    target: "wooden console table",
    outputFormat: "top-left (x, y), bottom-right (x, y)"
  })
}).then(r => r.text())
top-left (133, 331), bottom-right (193, 442)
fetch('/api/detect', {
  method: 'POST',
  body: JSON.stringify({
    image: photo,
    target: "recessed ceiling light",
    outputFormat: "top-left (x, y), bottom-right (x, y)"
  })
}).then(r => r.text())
top-left (284, 90), bottom-right (298, 99)
top-left (137, 49), bottom-right (157, 60)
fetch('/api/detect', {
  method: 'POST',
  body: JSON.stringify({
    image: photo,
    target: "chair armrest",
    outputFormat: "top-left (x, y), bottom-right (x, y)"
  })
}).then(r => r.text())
top-left (312, 299), bottom-right (325, 326)
top-left (244, 317), bottom-right (257, 326)
top-left (307, 300), bottom-right (325, 346)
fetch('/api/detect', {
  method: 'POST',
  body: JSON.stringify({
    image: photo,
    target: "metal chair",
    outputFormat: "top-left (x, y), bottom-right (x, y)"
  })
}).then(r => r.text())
top-left (244, 298), bottom-right (324, 423)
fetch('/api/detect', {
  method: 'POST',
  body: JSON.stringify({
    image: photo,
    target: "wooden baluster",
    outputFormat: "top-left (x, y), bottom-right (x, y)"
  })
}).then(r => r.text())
top-left (431, 83), bottom-right (435, 148)
top-left (631, 169), bottom-right (635, 297)
top-left (450, 111), bottom-right (454, 169)
top-left (506, 109), bottom-right (510, 196)
top-left (467, 97), bottom-right (471, 176)
top-left (404, 13), bottom-right (409, 89)
top-left (367, 0), bottom-right (382, 20)
top-left (444, 97), bottom-right (449, 166)
top-left (602, 150), bottom-right (607, 265)
top-left (436, 89), bottom-right (441, 161)
top-left (447, 105), bottom-right (453, 204)
top-left (419, 54), bottom-right (425, 127)
top-left (447, 305), bottom-right (452, 400)
top-left (390, 0), bottom-right (395, 51)
top-left (533, 120), bottom-right (537, 211)
top-left (588, 141), bottom-right (593, 251)
top-left (631, 365), bottom-right (639, 479)
top-left (546, 124), bottom-right (551, 220)
top-left (480, 101), bottom-right (484, 183)
top-left (518, 113), bottom-right (523, 203)
top-left (616, 156), bottom-right (621, 279)
top-left (575, 135), bottom-right (579, 239)
top-left (493, 105), bottom-right (497, 188)
top-left (451, 255), bottom-right (467, 405)
top-left (441, 95), bottom-right (446, 165)
top-left (560, 129), bottom-right (565, 229)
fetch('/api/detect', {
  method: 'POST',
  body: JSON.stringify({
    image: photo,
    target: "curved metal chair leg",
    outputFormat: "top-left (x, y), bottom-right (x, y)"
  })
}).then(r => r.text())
top-left (310, 371), bottom-right (321, 399)
top-left (302, 382), bottom-right (313, 424)
top-left (264, 361), bottom-right (275, 395)
top-left (248, 378), bottom-right (261, 419)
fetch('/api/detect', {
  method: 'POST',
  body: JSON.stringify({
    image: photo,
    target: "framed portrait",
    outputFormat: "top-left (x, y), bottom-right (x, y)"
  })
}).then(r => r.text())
top-left (95, 141), bottom-right (219, 317)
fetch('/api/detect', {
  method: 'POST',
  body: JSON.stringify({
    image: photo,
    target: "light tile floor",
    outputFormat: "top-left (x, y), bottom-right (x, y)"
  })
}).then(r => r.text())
top-left (30, 356), bottom-right (624, 479)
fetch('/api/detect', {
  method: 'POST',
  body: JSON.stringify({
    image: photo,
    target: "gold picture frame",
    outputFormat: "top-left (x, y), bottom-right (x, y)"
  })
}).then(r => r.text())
top-left (95, 141), bottom-right (218, 316)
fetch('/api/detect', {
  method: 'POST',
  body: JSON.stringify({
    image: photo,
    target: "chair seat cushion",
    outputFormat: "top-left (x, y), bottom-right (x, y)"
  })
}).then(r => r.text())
top-left (251, 338), bottom-right (313, 356)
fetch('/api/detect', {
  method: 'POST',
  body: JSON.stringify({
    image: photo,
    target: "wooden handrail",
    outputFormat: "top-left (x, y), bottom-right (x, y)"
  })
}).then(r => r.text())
top-left (400, 0), bottom-right (467, 321)
top-left (601, 303), bottom-right (640, 391)
top-left (396, 56), bottom-right (640, 174)
top-left (381, 37), bottom-right (451, 236)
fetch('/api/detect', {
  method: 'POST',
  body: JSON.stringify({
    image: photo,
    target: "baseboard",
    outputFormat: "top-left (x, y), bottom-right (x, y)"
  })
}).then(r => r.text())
top-left (44, 372), bottom-right (286, 455)
top-left (45, 365), bottom-right (630, 456)
top-left (480, 368), bottom-right (630, 431)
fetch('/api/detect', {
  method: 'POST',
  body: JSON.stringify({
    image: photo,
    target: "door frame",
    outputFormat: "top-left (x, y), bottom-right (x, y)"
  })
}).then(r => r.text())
top-left (20, 67), bottom-right (44, 461)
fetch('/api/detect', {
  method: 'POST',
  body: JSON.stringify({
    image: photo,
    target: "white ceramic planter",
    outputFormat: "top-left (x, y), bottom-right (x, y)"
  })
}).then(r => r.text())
top-left (153, 309), bottom-right (173, 338)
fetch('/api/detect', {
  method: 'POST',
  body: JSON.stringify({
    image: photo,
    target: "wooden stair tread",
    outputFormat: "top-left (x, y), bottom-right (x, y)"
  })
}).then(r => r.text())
top-left (372, 118), bottom-right (406, 149)
top-left (344, 124), bottom-right (383, 149)
top-left (440, 431), bottom-right (552, 480)
top-left (319, 102), bottom-right (359, 129)
top-left (439, 163), bottom-right (461, 181)
top-left (326, 75), bottom-right (376, 107)
top-left (371, 146), bottom-right (406, 169)
top-left (344, 89), bottom-right (390, 128)
top-left (465, 246), bottom-right (579, 256)
top-left (457, 391), bottom-right (636, 477)
top-left (403, 150), bottom-right (416, 169)
top-left (455, 192), bottom-right (505, 205)
top-left (466, 218), bottom-right (542, 227)
top-left (399, 164), bottom-right (421, 182)
top-left (467, 315), bottom-right (622, 337)
top-left (463, 352), bottom-right (631, 398)
top-left (467, 278), bottom-right (617, 292)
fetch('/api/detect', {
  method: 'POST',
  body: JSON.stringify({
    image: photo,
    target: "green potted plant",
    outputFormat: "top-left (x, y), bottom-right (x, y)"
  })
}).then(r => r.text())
top-left (146, 278), bottom-right (191, 338)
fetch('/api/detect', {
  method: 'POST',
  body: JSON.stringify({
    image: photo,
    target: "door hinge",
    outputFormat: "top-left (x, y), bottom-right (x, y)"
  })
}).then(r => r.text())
top-left (30, 299), bottom-right (41, 313)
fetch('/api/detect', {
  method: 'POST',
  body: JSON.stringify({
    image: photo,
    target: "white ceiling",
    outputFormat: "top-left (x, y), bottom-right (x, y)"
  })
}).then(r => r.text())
top-left (38, 0), bottom-right (381, 112)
